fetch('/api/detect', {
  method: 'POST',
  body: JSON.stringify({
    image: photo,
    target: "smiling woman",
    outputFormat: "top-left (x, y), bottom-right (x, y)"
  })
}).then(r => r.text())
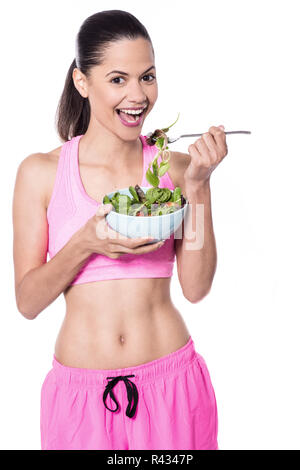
top-left (13, 9), bottom-right (219, 451)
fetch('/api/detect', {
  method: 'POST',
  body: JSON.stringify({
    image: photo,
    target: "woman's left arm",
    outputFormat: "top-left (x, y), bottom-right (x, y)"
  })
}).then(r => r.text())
top-left (174, 125), bottom-right (228, 303)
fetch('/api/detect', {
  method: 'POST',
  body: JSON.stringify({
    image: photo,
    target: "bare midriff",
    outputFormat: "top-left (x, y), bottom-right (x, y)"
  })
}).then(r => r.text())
top-left (55, 278), bottom-right (190, 369)
top-left (46, 141), bottom-right (190, 370)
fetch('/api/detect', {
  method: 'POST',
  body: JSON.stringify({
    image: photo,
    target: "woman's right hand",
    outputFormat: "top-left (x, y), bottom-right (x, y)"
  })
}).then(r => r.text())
top-left (75, 203), bottom-right (165, 259)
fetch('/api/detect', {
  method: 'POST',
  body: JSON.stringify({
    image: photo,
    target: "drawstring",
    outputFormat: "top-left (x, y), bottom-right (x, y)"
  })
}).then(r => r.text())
top-left (103, 374), bottom-right (138, 418)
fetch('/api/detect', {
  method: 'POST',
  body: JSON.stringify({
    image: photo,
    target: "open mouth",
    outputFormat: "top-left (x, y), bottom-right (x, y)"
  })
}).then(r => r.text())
top-left (116, 107), bottom-right (147, 124)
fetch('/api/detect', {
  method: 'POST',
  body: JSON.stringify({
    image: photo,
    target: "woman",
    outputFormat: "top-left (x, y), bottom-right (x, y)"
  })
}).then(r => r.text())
top-left (13, 10), bottom-right (227, 450)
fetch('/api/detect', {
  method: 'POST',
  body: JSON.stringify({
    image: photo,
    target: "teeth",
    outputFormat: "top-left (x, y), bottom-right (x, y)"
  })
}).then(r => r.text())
top-left (118, 107), bottom-right (146, 115)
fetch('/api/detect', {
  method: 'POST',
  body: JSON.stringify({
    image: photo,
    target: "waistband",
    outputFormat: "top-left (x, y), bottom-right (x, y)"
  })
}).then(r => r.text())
top-left (51, 335), bottom-right (197, 387)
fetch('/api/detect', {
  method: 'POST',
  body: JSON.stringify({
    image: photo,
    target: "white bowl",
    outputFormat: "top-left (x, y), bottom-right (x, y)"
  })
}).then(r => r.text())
top-left (105, 186), bottom-right (188, 243)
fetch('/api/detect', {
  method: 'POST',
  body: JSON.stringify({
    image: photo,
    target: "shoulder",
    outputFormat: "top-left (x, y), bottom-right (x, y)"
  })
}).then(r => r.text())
top-left (168, 150), bottom-right (191, 195)
top-left (16, 145), bottom-right (63, 209)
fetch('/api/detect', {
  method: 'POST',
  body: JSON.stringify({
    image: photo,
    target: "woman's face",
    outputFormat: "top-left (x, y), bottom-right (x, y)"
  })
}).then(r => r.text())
top-left (74, 37), bottom-right (158, 139)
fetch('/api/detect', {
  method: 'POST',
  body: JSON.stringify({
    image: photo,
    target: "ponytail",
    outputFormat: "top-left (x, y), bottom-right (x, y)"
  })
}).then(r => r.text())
top-left (55, 59), bottom-right (90, 142)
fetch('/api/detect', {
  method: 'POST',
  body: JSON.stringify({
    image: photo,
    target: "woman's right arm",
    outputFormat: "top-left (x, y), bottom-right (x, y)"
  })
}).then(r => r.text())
top-left (13, 154), bottom-right (163, 320)
top-left (13, 154), bottom-right (93, 320)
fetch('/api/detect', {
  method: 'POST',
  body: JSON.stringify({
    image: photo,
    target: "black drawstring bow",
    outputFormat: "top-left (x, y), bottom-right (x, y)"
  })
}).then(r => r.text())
top-left (103, 374), bottom-right (138, 418)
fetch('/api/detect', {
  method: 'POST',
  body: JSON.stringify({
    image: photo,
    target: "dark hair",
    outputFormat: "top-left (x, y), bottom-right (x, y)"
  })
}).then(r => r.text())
top-left (55, 10), bottom-right (154, 142)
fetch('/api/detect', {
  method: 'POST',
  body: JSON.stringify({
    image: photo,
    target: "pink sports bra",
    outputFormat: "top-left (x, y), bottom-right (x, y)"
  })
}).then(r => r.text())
top-left (47, 134), bottom-right (176, 286)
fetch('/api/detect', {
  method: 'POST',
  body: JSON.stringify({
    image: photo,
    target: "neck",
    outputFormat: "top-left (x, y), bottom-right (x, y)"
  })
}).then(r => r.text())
top-left (78, 121), bottom-right (142, 169)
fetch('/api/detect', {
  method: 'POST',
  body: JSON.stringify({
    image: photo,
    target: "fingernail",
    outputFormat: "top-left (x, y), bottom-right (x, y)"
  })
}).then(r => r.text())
top-left (219, 125), bottom-right (225, 130)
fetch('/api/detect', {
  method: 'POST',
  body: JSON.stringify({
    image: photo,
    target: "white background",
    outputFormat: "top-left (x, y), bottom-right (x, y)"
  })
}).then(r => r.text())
top-left (1, 0), bottom-right (299, 450)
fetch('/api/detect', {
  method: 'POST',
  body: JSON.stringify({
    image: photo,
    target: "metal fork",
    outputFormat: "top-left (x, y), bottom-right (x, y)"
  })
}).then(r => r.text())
top-left (147, 130), bottom-right (251, 144)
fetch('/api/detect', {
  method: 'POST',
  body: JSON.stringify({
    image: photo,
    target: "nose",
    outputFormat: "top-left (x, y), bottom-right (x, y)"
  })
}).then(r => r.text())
top-left (126, 79), bottom-right (147, 104)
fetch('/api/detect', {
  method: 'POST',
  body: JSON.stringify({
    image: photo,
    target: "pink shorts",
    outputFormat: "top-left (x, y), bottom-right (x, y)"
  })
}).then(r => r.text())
top-left (40, 336), bottom-right (218, 450)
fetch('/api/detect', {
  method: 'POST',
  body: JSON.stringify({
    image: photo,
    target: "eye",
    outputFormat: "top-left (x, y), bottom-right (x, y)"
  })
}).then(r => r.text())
top-left (111, 77), bottom-right (125, 84)
top-left (110, 74), bottom-right (156, 85)
top-left (142, 74), bottom-right (156, 82)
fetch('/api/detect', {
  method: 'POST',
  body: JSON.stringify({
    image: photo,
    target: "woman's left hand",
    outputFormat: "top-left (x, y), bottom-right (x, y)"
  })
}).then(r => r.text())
top-left (184, 125), bottom-right (228, 187)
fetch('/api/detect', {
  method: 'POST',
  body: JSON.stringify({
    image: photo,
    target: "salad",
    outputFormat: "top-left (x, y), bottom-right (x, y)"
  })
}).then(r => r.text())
top-left (102, 114), bottom-right (187, 217)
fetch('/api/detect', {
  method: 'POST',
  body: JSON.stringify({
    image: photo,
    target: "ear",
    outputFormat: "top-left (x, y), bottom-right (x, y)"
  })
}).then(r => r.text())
top-left (72, 68), bottom-right (89, 98)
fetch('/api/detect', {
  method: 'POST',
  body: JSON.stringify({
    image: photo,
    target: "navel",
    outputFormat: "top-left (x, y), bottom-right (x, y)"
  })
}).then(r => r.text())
top-left (119, 334), bottom-right (125, 345)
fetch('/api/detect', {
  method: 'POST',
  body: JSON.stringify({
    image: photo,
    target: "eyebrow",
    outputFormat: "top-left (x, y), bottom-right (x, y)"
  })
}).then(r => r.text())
top-left (105, 65), bottom-right (156, 77)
